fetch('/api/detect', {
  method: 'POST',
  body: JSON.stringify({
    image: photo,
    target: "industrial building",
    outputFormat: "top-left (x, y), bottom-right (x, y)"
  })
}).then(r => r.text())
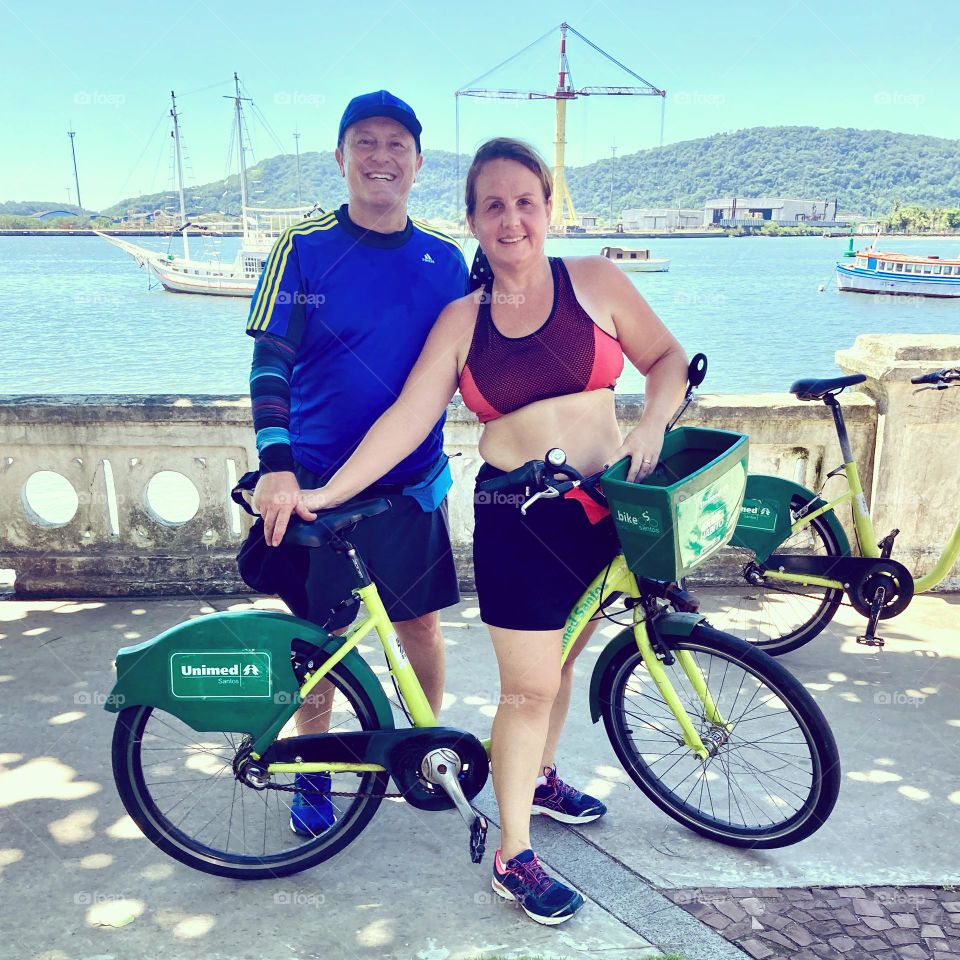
top-left (703, 197), bottom-right (840, 227)
top-left (621, 208), bottom-right (704, 231)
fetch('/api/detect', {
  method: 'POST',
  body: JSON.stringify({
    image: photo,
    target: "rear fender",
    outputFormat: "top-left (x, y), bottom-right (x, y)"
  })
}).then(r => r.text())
top-left (732, 475), bottom-right (850, 562)
top-left (105, 611), bottom-right (393, 744)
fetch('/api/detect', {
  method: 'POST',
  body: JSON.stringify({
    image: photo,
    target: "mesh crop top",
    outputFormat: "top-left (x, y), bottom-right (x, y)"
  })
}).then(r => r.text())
top-left (458, 257), bottom-right (624, 423)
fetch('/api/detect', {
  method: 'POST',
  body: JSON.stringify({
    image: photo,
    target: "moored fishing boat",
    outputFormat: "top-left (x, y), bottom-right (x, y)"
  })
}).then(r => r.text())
top-left (97, 76), bottom-right (322, 298)
top-left (836, 245), bottom-right (960, 298)
top-left (600, 245), bottom-right (670, 273)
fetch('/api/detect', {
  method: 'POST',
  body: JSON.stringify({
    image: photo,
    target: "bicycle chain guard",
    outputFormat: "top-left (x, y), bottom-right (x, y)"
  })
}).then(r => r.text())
top-left (763, 554), bottom-right (914, 619)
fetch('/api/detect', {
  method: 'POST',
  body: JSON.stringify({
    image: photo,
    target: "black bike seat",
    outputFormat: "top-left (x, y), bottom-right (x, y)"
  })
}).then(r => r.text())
top-left (789, 374), bottom-right (866, 401)
top-left (284, 498), bottom-right (391, 548)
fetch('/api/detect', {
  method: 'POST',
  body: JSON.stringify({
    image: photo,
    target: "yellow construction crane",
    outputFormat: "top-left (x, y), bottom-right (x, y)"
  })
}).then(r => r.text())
top-left (456, 22), bottom-right (666, 229)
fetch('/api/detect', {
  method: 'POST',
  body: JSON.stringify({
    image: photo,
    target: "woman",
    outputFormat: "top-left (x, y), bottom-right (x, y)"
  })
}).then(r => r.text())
top-left (298, 138), bottom-right (688, 925)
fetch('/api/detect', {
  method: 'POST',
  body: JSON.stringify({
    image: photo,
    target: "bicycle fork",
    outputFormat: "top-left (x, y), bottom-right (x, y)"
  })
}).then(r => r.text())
top-left (633, 617), bottom-right (731, 761)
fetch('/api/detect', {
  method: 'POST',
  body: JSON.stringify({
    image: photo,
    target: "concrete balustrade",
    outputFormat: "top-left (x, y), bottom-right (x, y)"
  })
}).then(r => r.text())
top-left (1, 336), bottom-right (957, 598)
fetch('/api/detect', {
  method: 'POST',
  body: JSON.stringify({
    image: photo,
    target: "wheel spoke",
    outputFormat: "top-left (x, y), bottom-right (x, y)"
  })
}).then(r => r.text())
top-left (606, 631), bottom-right (833, 841)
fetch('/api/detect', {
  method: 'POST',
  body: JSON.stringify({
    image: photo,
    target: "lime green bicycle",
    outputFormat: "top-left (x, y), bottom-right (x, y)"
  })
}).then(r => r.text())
top-left (106, 426), bottom-right (841, 880)
top-left (686, 367), bottom-right (960, 654)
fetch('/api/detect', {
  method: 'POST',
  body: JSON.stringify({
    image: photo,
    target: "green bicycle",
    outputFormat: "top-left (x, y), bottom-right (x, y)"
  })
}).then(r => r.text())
top-left (106, 428), bottom-right (841, 881)
top-left (686, 366), bottom-right (960, 654)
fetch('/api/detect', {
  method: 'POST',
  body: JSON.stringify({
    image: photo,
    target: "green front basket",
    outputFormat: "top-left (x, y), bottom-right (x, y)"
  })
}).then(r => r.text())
top-left (601, 427), bottom-right (748, 582)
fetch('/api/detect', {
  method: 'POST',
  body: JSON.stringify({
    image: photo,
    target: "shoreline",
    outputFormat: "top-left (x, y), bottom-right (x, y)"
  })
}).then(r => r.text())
top-left (2, 229), bottom-right (959, 241)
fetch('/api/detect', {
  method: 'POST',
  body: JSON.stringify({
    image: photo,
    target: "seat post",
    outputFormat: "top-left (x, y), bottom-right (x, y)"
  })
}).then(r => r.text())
top-left (331, 534), bottom-right (374, 589)
top-left (823, 393), bottom-right (855, 464)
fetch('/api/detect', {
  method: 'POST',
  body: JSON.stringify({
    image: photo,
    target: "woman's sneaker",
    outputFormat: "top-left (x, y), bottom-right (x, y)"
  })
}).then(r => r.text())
top-left (290, 772), bottom-right (336, 836)
top-left (532, 765), bottom-right (607, 824)
top-left (491, 848), bottom-right (585, 925)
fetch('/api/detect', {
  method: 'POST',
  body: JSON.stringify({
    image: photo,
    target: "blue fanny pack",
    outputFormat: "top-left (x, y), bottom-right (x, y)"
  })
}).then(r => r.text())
top-left (402, 455), bottom-right (453, 512)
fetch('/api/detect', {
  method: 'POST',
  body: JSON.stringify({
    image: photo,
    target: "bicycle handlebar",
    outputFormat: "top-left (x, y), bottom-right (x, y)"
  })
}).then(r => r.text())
top-left (910, 367), bottom-right (960, 386)
top-left (475, 453), bottom-right (606, 508)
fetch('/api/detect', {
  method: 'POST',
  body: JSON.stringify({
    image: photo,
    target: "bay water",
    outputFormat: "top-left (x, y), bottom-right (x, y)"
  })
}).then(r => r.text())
top-left (2, 233), bottom-right (958, 397)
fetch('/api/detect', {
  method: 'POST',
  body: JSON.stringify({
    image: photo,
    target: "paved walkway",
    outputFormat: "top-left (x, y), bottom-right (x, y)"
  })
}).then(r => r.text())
top-left (1, 588), bottom-right (958, 959)
top-left (665, 886), bottom-right (960, 959)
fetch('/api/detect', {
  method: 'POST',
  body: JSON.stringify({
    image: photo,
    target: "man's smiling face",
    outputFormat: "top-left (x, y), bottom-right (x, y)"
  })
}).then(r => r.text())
top-left (336, 116), bottom-right (422, 216)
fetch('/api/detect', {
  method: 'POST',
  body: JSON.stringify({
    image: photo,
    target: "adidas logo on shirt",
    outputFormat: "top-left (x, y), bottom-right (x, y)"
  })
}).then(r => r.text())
top-left (422, 253), bottom-right (435, 264)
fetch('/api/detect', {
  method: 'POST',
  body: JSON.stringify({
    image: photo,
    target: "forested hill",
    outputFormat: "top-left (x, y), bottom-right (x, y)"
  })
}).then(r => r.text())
top-left (97, 126), bottom-right (960, 221)
top-left (567, 126), bottom-right (960, 216)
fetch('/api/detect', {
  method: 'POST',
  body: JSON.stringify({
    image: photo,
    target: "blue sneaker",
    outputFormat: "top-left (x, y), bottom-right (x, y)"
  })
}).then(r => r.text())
top-left (492, 848), bottom-right (584, 925)
top-left (290, 772), bottom-right (336, 836)
top-left (532, 765), bottom-right (607, 824)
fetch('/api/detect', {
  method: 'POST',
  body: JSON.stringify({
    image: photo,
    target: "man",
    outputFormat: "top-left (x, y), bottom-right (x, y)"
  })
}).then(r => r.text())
top-left (242, 90), bottom-right (467, 834)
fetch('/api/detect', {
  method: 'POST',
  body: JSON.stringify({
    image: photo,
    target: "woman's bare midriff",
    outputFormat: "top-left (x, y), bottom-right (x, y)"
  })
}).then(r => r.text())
top-left (477, 389), bottom-right (623, 475)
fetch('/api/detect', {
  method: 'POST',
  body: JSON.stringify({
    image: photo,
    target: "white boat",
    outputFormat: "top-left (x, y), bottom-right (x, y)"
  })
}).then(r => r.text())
top-left (600, 245), bottom-right (670, 273)
top-left (97, 76), bottom-right (321, 298)
top-left (96, 207), bottom-right (316, 297)
top-left (836, 246), bottom-right (960, 298)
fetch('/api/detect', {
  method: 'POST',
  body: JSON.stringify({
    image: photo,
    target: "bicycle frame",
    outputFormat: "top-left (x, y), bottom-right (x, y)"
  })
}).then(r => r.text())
top-left (265, 552), bottom-right (723, 776)
top-left (262, 581), bottom-right (435, 778)
top-left (562, 553), bottom-right (721, 760)
top-left (775, 397), bottom-right (960, 594)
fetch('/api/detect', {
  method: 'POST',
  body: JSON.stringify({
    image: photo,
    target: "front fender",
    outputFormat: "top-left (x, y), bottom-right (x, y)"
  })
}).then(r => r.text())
top-left (105, 611), bottom-right (393, 743)
top-left (588, 613), bottom-right (706, 723)
top-left (732, 475), bottom-right (851, 563)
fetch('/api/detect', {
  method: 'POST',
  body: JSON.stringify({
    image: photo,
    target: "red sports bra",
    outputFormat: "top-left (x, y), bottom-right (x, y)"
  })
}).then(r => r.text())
top-left (459, 257), bottom-right (624, 423)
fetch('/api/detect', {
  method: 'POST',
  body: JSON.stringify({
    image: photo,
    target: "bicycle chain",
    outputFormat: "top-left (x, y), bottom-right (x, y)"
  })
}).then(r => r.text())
top-left (264, 780), bottom-right (405, 799)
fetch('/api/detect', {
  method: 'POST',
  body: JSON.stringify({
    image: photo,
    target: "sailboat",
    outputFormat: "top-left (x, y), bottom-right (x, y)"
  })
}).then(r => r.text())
top-left (96, 75), bottom-right (322, 297)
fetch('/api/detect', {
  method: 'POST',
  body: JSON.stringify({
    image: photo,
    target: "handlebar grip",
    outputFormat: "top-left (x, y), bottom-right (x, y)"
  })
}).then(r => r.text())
top-left (476, 460), bottom-right (541, 493)
top-left (911, 369), bottom-right (946, 385)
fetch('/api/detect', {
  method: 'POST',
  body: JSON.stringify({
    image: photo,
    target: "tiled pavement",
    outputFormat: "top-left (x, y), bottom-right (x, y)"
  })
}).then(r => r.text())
top-left (664, 885), bottom-right (960, 960)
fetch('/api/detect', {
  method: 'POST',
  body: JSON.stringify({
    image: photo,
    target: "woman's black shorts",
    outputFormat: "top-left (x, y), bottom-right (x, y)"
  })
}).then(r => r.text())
top-left (473, 462), bottom-right (620, 631)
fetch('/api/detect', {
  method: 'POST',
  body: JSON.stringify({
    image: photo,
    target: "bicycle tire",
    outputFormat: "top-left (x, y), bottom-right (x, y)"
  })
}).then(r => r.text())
top-left (685, 496), bottom-right (846, 655)
top-left (600, 623), bottom-right (841, 848)
top-left (112, 660), bottom-right (390, 880)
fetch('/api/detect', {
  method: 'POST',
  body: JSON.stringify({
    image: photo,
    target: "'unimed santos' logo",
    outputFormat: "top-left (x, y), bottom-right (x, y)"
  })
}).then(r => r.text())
top-left (170, 652), bottom-right (272, 699)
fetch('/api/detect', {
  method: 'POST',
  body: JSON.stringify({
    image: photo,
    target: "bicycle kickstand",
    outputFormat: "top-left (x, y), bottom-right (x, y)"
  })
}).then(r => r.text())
top-left (857, 584), bottom-right (887, 648)
top-left (421, 749), bottom-right (488, 864)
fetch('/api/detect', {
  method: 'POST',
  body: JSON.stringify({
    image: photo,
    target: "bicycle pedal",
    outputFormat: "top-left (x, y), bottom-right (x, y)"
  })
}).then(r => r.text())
top-left (470, 814), bottom-right (488, 864)
top-left (856, 635), bottom-right (885, 648)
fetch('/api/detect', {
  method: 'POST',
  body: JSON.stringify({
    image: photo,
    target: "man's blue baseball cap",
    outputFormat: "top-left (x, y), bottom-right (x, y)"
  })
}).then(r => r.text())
top-left (338, 90), bottom-right (422, 152)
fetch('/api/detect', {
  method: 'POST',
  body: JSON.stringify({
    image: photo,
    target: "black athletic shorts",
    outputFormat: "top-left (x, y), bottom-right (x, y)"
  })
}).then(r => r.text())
top-left (472, 463), bottom-right (620, 631)
top-left (258, 463), bottom-right (460, 631)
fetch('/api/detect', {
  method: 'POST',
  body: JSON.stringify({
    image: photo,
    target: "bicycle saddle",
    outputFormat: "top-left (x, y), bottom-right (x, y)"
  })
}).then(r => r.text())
top-left (789, 374), bottom-right (866, 401)
top-left (284, 498), bottom-right (391, 548)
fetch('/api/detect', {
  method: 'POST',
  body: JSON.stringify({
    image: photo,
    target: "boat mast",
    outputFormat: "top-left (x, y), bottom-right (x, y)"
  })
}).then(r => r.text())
top-left (170, 91), bottom-right (190, 262)
top-left (67, 126), bottom-right (83, 214)
top-left (231, 73), bottom-right (251, 228)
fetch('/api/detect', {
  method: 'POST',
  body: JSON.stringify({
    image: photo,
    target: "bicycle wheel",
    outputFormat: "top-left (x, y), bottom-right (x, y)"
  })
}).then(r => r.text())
top-left (112, 660), bottom-right (390, 880)
top-left (684, 496), bottom-right (845, 655)
top-left (600, 623), bottom-right (840, 848)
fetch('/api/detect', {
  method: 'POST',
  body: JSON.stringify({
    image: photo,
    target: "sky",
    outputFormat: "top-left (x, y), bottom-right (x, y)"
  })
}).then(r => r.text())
top-left (2, 0), bottom-right (958, 210)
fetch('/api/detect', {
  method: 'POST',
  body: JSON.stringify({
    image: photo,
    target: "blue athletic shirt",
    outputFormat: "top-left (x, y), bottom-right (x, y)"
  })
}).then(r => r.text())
top-left (246, 204), bottom-right (468, 484)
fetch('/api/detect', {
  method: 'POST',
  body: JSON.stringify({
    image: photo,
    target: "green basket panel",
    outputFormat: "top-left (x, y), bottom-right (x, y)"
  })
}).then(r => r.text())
top-left (601, 427), bottom-right (749, 581)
